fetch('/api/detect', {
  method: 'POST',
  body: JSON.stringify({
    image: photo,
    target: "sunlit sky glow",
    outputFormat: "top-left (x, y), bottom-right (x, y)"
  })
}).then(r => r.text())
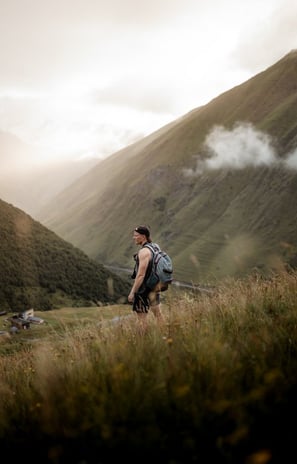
top-left (0, 0), bottom-right (296, 166)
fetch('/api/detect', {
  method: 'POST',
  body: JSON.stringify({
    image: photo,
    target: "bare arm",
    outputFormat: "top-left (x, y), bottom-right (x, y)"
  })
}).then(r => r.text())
top-left (128, 247), bottom-right (151, 302)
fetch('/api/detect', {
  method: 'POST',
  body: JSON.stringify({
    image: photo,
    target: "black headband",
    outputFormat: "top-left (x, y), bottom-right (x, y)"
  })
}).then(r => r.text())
top-left (134, 226), bottom-right (150, 238)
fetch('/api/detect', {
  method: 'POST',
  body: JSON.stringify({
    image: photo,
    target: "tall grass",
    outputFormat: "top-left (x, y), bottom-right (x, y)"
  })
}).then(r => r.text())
top-left (0, 271), bottom-right (296, 463)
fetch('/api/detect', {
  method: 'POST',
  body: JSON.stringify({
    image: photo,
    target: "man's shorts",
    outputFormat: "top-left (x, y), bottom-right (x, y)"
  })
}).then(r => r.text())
top-left (133, 286), bottom-right (160, 313)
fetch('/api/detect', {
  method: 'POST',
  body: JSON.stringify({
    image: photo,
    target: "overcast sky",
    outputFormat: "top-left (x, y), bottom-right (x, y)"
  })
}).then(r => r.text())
top-left (0, 0), bottom-right (296, 166)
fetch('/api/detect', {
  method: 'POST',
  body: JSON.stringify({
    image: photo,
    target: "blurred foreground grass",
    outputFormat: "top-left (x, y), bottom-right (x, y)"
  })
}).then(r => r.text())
top-left (0, 272), bottom-right (296, 463)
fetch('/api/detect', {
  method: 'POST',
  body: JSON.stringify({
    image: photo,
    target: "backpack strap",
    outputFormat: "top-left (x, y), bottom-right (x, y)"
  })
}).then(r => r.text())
top-left (143, 242), bottom-right (160, 254)
top-left (143, 243), bottom-right (162, 287)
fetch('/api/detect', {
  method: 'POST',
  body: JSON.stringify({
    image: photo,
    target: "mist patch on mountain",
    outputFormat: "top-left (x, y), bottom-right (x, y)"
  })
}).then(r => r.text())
top-left (183, 122), bottom-right (297, 175)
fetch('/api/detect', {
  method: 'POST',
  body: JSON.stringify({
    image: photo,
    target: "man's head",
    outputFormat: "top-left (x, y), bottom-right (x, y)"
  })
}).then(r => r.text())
top-left (133, 225), bottom-right (152, 244)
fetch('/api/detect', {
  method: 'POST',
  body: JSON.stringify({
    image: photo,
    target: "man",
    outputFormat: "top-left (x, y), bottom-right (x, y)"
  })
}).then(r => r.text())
top-left (128, 225), bottom-right (163, 321)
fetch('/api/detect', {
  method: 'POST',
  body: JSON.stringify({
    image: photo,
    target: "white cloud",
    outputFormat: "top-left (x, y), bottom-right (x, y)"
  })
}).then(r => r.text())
top-left (0, 0), bottom-right (296, 167)
top-left (183, 123), bottom-right (297, 176)
top-left (204, 123), bottom-right (277, 169)
top-left (285, 148), bottom-right (297, 169)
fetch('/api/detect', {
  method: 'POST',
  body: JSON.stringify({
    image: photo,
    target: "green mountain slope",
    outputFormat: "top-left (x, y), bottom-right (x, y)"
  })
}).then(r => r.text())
top-left (37, 50), bottom-right (297, 284)
top-left (0, 199), bottom-right (130, 311)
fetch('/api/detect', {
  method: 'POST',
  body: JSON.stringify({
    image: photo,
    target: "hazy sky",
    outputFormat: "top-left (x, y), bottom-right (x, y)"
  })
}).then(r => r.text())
top-left (0, 0), bottom-right (296, 166)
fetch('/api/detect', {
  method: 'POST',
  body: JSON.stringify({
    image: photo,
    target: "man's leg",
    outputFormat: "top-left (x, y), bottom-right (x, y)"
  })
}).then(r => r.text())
top-left (149, 290), bottom-right (163, 320)
top-left (133, 291), bottom-right (150, 330)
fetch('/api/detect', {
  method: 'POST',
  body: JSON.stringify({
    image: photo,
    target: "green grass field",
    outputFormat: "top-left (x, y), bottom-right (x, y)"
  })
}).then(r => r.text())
top-left (0, 272), bottom-right (296, 463)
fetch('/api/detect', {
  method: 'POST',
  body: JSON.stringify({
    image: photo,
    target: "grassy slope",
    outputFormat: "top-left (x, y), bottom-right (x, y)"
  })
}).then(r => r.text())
top-left (0, 271), bottom-right (296, 463)
top-left (0, 199), bottom-right (131, 310)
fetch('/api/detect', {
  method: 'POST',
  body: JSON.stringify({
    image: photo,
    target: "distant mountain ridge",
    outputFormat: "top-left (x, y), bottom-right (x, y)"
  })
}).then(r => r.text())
top-left (0, 199), bottom-right (130, 311)
top-left (30, 50), bottom-right (297, 283)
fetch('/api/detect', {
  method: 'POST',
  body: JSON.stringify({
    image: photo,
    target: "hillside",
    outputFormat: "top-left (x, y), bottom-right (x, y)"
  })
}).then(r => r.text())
top-left (36, 50), bottom-right (297, 284)
top-left (0, 199), bottom-right (130, 311)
